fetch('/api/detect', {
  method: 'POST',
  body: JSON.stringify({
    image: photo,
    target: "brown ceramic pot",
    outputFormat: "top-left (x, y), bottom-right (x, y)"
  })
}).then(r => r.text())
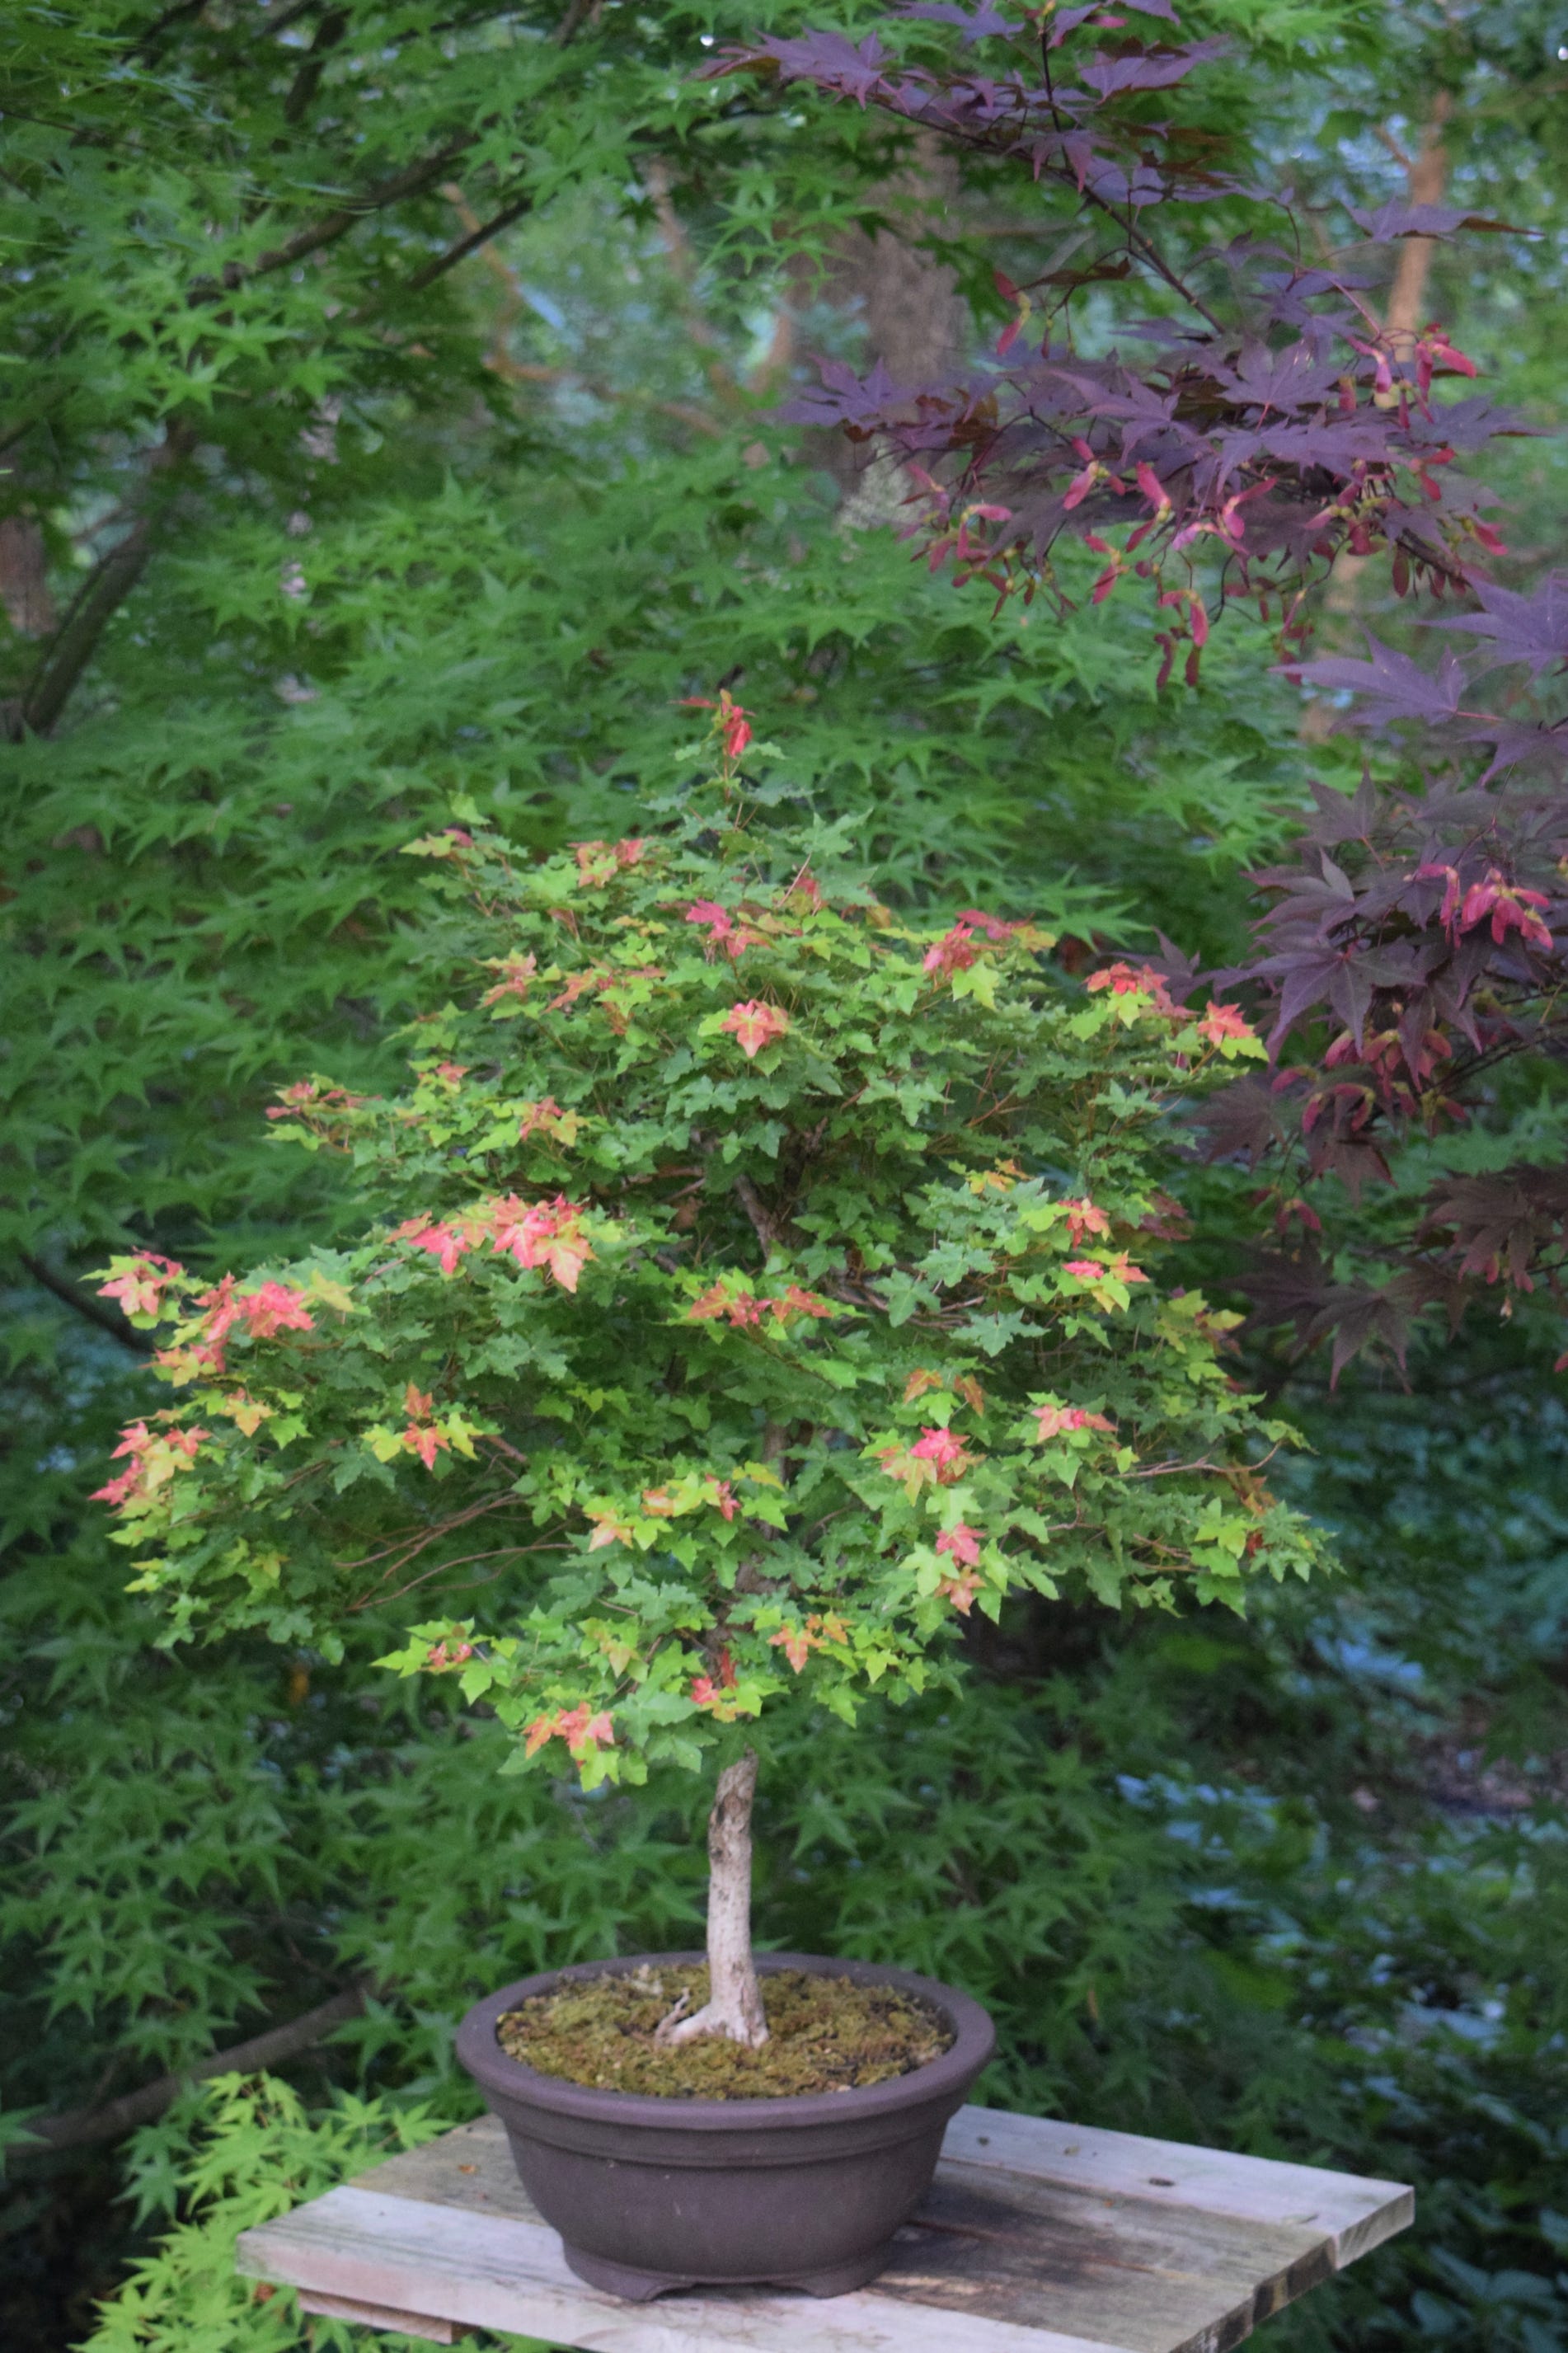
top-left (455, 1949), bottom-right (995, 2302)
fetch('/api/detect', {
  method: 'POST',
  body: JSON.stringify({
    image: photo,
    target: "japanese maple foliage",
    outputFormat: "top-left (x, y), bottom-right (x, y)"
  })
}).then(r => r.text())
top-left (1187, 573), bottom-right (1568, 1375)
top-left (93, 712), bottom-right (1319, 1801)
top-left (713, 5), bottom-right (1519, 668)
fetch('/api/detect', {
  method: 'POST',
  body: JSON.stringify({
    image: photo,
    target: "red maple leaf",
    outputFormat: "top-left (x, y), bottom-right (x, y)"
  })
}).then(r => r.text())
top-left (392, 1216), bottom-right (472, 1276)
top-left (935, 1522), bottom-right (982, 1568)
top-left (97, 1253), bottom-right (185, 1318)
top-left (488, 1195), bottom-right (594, 1290)
top-left (1034, 1402), bottom-right (1115, 1441)
top-left (720, 1000), bottom-right (790, 1059)
top-left (909, 1425), bottom-right (969, 1482)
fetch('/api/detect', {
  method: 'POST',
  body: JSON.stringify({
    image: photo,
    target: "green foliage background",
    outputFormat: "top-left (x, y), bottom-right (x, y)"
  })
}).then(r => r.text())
top-left (3, 3), bottom-right (1568, 2350)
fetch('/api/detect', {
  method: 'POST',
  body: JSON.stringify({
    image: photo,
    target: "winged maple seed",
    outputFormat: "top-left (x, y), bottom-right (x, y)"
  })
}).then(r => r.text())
top-left (679, 688), bottom-right (753, 764)
top-left (708, 9), bottom-right (1520, 668)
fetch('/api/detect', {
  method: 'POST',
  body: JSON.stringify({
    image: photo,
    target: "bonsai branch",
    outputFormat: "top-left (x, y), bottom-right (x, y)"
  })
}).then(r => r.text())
top-left (656, 1749), bottom-right (768, 2048)
top-left (733, 1174), bottom-right (780, 1257)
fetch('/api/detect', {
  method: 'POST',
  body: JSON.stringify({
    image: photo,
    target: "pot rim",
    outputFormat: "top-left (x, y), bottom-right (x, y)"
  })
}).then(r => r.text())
top-left (456, 1949), bottom-right (995, 2135)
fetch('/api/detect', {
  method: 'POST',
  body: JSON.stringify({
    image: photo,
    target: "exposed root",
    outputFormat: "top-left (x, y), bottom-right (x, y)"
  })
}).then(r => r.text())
top-left (652, 1990), bottom-right (692, 2044)
top-left (658, 1993), bottom-right (768, 2050)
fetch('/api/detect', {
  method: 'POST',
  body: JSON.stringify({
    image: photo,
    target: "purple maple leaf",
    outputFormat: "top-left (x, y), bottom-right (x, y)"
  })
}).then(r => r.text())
top-left (895, 2), bottom-right (1022, 36)
top-left (721, 31), bottom-right (893, 103)
top-left (1428, 575), bottom-right (1568, 679)
top-left (1294, 641), bottom-right (1471, 730)
top-left (1075, 40), bottom-right (1224, 98)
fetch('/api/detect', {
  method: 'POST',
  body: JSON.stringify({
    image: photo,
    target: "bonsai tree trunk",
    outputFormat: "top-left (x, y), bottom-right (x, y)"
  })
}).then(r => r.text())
top-left (658, 1749), bottom-right (769, 2048)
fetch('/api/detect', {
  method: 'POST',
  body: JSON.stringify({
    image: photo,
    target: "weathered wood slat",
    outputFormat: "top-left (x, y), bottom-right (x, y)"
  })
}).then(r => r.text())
top-left (939, 2109), bottom-right (1415, 2267)
top-left (242, 2185), bottom-right (1113, 2353)
top-left (236, 2106), bottom-right (1412, 2353)
top-left (296, 2286), bottom-right (467, 2344)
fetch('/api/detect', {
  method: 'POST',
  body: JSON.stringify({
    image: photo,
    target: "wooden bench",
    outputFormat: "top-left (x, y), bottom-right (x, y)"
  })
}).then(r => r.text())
top-left (237, 2104), bottom-right (1411, 2352)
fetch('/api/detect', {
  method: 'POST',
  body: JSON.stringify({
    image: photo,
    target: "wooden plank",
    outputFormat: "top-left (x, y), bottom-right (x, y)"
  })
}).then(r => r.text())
top-left (329, 2119), bottom-right (1332, 2353)
top-left (296, 2287), bottom-right (467, 2343)
top-left (879, 2158), bottom-right (1330, 2353)
top-left (238, 2185), bottom-right (1121, 2353)
top-left (237, 2106), bottom-right (1413, 2353)
top-left (349, 2115), bottom-right (537, 2221)
top-left (940, 2111), bottom-right (1414, 2267)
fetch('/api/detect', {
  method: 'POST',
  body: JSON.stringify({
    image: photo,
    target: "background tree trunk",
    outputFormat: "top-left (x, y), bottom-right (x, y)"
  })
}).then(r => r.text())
top-left (1384, 93), bottom-right (1454, 344)
top-left (802, 137), bottom-right (970, 519)
top-left (0, 517), bottom-right (57, 639)
top-left (1300, 91), bottom-right (1457, 714)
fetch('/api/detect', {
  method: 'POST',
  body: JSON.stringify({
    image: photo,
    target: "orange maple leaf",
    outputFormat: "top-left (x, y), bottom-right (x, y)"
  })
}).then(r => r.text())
top-left (720, 999), bottom-right (789, 1059)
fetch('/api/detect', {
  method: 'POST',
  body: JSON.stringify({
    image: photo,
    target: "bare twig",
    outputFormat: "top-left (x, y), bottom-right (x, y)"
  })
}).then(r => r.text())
top-left (483, 355), bottom-right (722, 436)
top-left (247, 139), bottom-right (475, 284)
top-left (359, 1542), bottom-right (550, 1613)
top-left (883, 97), bottom-right (1227, 336)
top-left (341, 1491), bottom-right (519, 1580)
top-left (1370, 123), bottom-right (1415, 176)
top-left (641, 158), bottom-right (735, 376)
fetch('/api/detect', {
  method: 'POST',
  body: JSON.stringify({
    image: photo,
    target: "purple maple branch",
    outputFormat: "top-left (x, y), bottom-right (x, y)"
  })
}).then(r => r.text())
top-left (885, 92), bottom-right (1228, 334)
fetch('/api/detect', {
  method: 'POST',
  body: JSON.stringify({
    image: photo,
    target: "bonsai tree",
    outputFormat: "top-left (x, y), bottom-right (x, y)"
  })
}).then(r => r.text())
top-left (95, 708), bottom-right (1321, 2050)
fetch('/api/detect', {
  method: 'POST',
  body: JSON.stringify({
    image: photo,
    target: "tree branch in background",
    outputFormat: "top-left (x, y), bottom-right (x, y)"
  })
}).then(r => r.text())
top-left (554, 0), bottom-right (599, 45)
top-left (7, 422), bottom-right (195, 741)
top-left (17, 1984), bottom-right (370, 2153)
top-left (283, 7), bottom-right (349, 127)
top-left (125, 0), bottom-right (208, 59)
top-left (10, 519), bottom-right (153, 740)
top-left (17, 1253), bottom-right (153, 1354)
top-left (399, 188), bottom-right (536, 298)
top-left (642, 157), bottom-right (737, 394)
top-left (486, 357), bottom-right (724, 435)
top-left (247, 139), bottom-right (476, 284)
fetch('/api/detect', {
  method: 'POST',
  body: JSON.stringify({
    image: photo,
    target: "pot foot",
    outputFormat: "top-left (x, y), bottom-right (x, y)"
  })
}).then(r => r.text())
top-left (561, 2239), bottom-right (894, 2304)
top-left (561, 2246), bottom-right (698, 2303)
top-left (781, 2244), bottom-right (894, 2297)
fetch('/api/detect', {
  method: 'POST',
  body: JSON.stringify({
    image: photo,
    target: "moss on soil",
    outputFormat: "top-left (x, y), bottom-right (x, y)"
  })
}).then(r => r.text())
top-left (495, 1965), bottom-right (953, 2099)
